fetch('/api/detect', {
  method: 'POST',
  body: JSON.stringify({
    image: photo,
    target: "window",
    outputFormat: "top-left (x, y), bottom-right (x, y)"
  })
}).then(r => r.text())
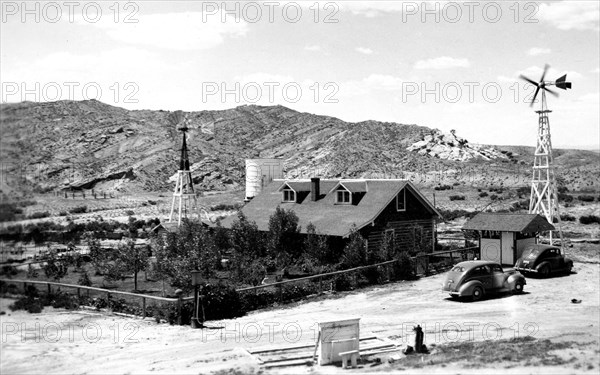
top-left (397, 189), bottom-right (406, 211)
top-left (491, 264), bottom-right (503, 273)
top-left (282, 188), bottom-right (295, 202)
top-left (336, 190), bottom-right (351, 204)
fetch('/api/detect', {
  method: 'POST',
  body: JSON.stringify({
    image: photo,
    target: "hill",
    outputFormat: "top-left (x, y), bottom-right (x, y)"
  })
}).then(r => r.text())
top-left (1, 100), bottom-right (598, 199)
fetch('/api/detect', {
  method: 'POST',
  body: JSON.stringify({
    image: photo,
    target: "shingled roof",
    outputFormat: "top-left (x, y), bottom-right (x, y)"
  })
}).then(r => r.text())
top-left (221, 179), bottom-right (440, 237)
top-left (462, 212), bottom-right (555, 232)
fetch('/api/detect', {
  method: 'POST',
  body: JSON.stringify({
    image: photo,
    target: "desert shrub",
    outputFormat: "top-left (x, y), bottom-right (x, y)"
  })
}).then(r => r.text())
top-left (579, 215), bottom-right (600, 225)
top-left (210, 203), bottom-right (243, 211)
top-left (69, 206), bottom-right (87, 214)
top-left (28, 211), bottom-right (50, 219)
top-left (558, 193), bottom-right (573, 202)
top-left (577, 195), bottom-right (595, 202)
top-left (439, 209), bottom-right (477, 221)
top-left (516, 186), bottom-right (529, 197)
top-left (449, 195), bottom-right (465, 201)
top-left (333, 274), bottom-right (353, 291)
top-left (560, 213), bottom-right (576, 222)
top-left (58, 211), bottom-right (68, 216)
top-left (490, 194), bottom-right (498, 200)
top-left (434, 185), bottom-right (452, 191)
top-left (479, 192), bottom-right (489, 198)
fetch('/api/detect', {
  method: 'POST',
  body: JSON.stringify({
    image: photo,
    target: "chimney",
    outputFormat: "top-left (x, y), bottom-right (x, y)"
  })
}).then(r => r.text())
top-left (311, 177), bottom-right (320, 201)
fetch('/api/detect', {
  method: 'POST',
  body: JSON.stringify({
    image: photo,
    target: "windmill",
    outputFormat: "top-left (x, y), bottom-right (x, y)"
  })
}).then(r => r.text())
top-left (168, 110), bottom-right (197, 226)
top-left (519, 64), bottom-right (572, 247)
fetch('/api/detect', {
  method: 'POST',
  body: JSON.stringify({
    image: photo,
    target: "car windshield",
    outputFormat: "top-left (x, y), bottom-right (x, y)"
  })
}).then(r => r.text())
top-left (451, 266), bottom-right (465, 272)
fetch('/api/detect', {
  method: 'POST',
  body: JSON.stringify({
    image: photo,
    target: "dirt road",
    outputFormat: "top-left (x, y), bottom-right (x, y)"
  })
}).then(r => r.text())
top-left (2, 262), bottom-right (599, 374)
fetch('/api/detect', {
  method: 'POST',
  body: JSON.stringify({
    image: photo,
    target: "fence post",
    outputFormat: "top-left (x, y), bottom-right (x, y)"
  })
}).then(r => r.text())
top-left (176, 289), bottom-right (183, 326)
top-left (47, 283), bottom-right (51, 295)
top-left (77, 287), bottom-right (81, 300)
top-left (142, 297), bottom-right (146, 318)
top-left (450, 251), bottom-right (454, 265)
top-left (277, 283), bottom-right (283, 303)
top-left (318, 276), bottom-right (322, 295)
top-left (106, 291), bottom-right (110, 306)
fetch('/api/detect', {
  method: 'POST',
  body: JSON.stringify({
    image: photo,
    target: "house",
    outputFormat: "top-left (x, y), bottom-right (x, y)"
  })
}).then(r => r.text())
top-left (221, 178), bottom-right (442, 254)
top-left (462, 212), bottom-right (555, 265)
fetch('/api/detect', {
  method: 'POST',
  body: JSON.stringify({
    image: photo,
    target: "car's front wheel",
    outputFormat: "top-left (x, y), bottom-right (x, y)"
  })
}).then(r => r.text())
top-left (514, 281), bottom-right (524, 294)
top-left (472, 286), bottom-right (484, 302)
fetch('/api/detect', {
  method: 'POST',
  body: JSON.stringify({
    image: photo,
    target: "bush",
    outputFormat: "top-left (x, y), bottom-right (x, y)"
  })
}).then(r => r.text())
top-left (28, 211), bottom-right (50, 219)
top-left (69, 206), bottom-right (88, 214)
top-left (479, 192), bottom-right (489, 198)
top-left (490, 194), bottom-right (498, 200)
top-left (439, 209), bottom-right (477, 221)
top-left (558, 193), bottom-right (573, 202)
top-left (577, 195), bottom-right (595, 202)
top-left (392, 252), bottom-right (415, 280)
top-left (448, 195), bottom-right (465, 201)
top-left (434, 185), bottom-right (452, 191)
top-left (560, 213), bottom-right (576, 222)
top-left (58, 211), bottom-right (68, 216)
top-left (579, 215), bottom-right (600, 225)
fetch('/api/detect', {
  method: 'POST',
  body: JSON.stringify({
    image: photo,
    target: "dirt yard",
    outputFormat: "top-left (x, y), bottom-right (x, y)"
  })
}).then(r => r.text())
top-left (1, 256), bottom-right (599, 374)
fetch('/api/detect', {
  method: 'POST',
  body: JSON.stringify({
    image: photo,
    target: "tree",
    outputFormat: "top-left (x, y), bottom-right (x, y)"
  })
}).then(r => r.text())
top-left (153, 220), bottom-right (220, 293)
top-left (267, 206), bottom-right (301, 265)
top-left (85, 233), bottom-right (108, 275)
top-left (42, 250), bottom-right (69, 281)
top-left (304, 223), bottom-right (330, 264)
top-left (339, 226), bottom-right (368, 269)
top-left (114, 239), bottom-right (149, 291)
top-left (229, 213), bottom-right (267, 285)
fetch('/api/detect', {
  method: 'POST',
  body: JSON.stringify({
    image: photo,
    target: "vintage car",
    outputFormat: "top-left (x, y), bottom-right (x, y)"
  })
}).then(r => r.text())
top-left (442, 260), bottom-right (526, 301)
top-left (514, 244), bottom-right (573, 277)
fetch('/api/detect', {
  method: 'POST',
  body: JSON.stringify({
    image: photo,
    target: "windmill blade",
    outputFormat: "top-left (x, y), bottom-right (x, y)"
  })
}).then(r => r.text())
top-left (543, 86), bottom-right (559, 97)
top-left (519, 74), bottom-right (539, 87)
top-left (168, 110), bottom-right (185, 126)
top-left (540, 64), bottom-right (550, 83)
top-left (530, 86), bottom-right (541, 107)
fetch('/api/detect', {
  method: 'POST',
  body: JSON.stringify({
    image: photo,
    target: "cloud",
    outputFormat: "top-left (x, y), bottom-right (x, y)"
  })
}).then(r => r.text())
top-left (339, 1), bottom-right (437, 17)
top-left (82, 12), bottom-right (248, 50)
top-left (355, 47), bottom-right (373, 55)
top-left (591, 68), bottom-right (600, 74)
top-left (538, 1), bottom-right (599, 31)
top-left (414, 56), bottom-right (470, 70)
top-left (304, 45), bottom-right (321, 52)
top-left (527, 47), bottom-right (551, 56)
top-left (518, 65), bottom-right (583, 81)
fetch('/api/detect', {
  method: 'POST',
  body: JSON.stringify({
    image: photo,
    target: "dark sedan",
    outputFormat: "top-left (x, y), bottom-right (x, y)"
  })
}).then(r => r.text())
top-left (442, 260), bottom-right (526, 301)
top-left (514, 244), bottom-right (573, 277)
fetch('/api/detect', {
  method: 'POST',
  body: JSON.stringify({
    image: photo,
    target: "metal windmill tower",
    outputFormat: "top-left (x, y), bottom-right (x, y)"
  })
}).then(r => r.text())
top-left (519, 64), bottom-right (572, 246)
top-left (168, 111), bottom-right (197, 226)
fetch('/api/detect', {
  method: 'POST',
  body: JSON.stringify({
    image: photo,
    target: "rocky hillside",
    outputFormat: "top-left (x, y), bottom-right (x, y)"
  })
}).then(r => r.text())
top-left (0, 100), bottom-right (598, 198)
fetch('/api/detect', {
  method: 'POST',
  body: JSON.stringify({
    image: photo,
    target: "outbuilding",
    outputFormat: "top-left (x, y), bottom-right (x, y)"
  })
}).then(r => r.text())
top-left (462, 212), bottom-right (555, 265)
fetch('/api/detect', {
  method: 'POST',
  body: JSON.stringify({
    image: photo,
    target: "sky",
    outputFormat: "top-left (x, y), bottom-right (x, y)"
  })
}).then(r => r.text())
top-left (1, 1), bottom-right (599, 149)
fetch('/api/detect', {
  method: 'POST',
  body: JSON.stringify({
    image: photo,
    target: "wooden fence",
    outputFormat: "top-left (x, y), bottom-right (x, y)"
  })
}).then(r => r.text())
top-left (1, 247), bottom-right (479, 324)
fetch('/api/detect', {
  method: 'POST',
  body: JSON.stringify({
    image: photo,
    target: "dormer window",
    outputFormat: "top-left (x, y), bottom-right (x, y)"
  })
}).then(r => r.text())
top-left (336, 188), bottom-right (351, 204)
top-left (283, 188), bottom-right (296, 202)
top-left (397, 189), bottom-right (406, 211)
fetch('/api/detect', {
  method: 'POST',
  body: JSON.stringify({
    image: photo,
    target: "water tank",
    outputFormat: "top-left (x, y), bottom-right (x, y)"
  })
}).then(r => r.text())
top-left (245, 159), bottom-right (284, 200)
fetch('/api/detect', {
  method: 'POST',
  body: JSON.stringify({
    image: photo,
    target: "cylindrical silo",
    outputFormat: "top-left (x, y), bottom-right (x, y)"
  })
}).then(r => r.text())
top-left (245, 159), bottom-right (284, 200)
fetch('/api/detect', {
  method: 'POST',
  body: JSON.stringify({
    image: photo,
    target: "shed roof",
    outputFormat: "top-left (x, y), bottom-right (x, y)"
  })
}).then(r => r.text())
top-left (221, 179), bottom-right (440, 237)
top-left (462, 213), bottom-right (555, 232)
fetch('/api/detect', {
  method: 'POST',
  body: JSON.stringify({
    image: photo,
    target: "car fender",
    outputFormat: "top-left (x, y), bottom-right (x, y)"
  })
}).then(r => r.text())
top-left (536, 261), bottom-right (551, 272)
top-left (506, 273), bottom-right (526, 287)
top-left (458, 280), bottom-right (483, 297)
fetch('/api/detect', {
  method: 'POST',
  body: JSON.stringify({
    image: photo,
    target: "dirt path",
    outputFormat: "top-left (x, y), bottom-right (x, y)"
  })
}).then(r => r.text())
top-left (2, 262), bottom-right (599, 374)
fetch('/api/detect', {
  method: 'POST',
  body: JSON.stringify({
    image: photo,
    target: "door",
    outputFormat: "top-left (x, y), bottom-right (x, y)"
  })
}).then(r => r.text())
top-left (490, 264), bottom-right (506, 290)
top-left (501, 232), bottom-right (514, 265)
top-left (466, 265), bottom-right (493, 289)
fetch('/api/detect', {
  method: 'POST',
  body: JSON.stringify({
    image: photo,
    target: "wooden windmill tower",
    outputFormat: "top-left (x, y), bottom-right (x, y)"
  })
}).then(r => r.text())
top-left (169, 111), bottom-right (197, 226)
top-left (519, 64), bottom-right (572, 246)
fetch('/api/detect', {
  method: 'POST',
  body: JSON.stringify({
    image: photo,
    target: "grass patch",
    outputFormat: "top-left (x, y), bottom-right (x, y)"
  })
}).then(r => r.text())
top-left (393, 337), bottom-right (576, 369)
